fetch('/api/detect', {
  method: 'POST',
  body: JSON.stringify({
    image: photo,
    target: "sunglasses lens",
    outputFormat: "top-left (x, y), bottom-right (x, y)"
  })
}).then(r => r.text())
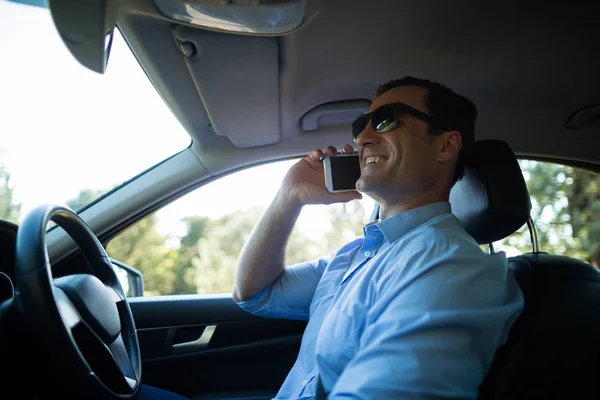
top-left (352, 116), bottom-right (369, 140)
top-left (372, 105), bottom-right (396, 133)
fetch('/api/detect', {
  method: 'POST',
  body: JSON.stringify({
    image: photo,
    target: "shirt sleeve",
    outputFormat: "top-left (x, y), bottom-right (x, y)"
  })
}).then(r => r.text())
top-left (235, 256), bottom-right (331, 321)
top-left (328, 241), bottom-right (524, 399)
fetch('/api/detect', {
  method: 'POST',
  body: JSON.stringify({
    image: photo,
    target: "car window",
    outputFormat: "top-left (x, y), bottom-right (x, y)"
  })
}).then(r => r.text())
top-left (106, 159), bottom-right (376, 297)
top-left (491, 160), bottom-right (599, 267)
top-left (109, 158), bottom-right (599, 297)
top-left (0, 1), bottom-right (190, 223)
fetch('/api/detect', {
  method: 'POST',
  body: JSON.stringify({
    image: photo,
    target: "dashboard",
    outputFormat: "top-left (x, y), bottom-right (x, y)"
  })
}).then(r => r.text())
top-left (0, 218), bottom-right (128, 304)
top-left (0, 219), bottom-right (17, 304)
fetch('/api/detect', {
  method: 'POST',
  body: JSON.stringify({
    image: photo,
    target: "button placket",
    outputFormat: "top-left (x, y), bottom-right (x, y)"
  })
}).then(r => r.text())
top-left (341, 227), bottom-right (384, 283)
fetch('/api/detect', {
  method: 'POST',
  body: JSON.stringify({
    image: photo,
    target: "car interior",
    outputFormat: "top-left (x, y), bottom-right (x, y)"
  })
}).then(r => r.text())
top-left (1, 0), bottom-right (599, 399)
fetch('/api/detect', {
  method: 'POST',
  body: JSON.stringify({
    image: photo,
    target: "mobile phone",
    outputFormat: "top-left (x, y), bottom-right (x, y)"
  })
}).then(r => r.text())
top-left (323, 153), bottom-right (361, 193)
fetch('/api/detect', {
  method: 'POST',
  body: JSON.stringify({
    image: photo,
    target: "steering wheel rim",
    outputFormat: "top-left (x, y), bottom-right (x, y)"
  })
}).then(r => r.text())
top-left (15, 204), bottom-right (141, 399)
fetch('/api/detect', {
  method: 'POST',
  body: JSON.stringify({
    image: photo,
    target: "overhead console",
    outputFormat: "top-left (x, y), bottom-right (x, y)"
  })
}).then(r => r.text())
top-left (154, 0), bottom-right (311, 36)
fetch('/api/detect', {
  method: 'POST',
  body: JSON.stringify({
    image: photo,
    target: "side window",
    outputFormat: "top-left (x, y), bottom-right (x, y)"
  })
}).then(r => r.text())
top-left (106, 159), bottom-right (375, 297)
top-left (492, 160), bottom-right (599, 267)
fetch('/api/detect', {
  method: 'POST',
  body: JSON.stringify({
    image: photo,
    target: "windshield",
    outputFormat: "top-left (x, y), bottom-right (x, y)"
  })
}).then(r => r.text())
top-left (0, 1), bottom-right (191, 223)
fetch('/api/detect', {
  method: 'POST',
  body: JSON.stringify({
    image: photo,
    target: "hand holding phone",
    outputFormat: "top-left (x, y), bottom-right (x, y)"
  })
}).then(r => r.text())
top-left (280, 145), bottom-right (361, 206)
top-left (323, 152), bottom-right (361, 193)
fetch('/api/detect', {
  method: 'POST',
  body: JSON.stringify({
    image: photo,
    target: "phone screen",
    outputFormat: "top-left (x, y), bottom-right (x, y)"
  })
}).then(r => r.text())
top-left (330, 154), bottom-right (361, 191)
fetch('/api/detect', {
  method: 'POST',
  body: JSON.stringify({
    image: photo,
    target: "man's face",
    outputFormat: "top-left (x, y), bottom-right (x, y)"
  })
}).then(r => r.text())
top-left (355, 86), bottom-right (449, 202)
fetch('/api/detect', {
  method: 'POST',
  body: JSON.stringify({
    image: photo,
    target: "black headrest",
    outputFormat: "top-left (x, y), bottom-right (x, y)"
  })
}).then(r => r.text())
top-left (449, 139), bottom-right (531, 244)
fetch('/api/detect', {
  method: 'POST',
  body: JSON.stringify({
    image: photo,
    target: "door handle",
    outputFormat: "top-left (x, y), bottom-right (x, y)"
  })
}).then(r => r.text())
top-left (171, 325), bottom-right (217, 354)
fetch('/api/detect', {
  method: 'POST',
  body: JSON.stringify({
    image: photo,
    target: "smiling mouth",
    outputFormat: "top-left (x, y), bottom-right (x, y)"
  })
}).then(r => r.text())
top-left (364, 156), bottom-right (388, 165)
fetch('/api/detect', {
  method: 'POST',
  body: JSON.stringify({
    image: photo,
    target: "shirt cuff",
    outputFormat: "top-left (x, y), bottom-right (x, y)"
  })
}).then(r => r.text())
top-left (235, 285), bottom-right (271, 315)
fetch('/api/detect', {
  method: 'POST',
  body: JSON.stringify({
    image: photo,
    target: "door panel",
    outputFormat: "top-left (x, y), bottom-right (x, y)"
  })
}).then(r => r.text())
top-left (130, 295), bottom-right (306, 398)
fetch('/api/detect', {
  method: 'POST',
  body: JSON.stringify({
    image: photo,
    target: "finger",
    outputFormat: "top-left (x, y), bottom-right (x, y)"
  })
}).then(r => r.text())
top-left (324, 145), bottom-right (338, 157)
top-left (310, 149), bottom-right (324, 161)
top-left (343, 144), bottom-right (355, 154)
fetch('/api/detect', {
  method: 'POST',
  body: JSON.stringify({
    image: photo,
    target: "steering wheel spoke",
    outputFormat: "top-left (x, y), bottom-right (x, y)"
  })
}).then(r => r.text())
top-left (108, 334), bottom-right (139, 390)
top-left (53, 286), bottom-right (84, 330)
top-left (106, 284), bottom-right (125, 303)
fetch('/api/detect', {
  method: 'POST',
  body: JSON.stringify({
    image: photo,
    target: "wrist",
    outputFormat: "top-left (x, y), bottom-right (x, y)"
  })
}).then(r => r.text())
top-left (274, 188), bottom-right (304, 214)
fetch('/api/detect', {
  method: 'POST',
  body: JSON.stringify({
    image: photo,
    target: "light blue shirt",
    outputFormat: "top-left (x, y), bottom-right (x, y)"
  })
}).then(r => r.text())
top-left (237, 202), bottom-right (524, 399)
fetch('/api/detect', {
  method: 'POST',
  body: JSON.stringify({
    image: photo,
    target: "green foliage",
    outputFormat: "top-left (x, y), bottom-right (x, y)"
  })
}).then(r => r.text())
top-left (1, 145), bottom-right (598, 298)
top-left (496, 161), bottom-right (599, 266)
top-left (100, 202), bottom-right (368, 296)
top-left (66, 188), bottom-right (105, 211)
top-left (105, 215), bottom-right (179, 296)
top-left (174, 216), bottom-right (211, 294)
top-left (322, 200), bottom-right (367, 250)
top-left (286, 225), bottom-right (327, 265)
top-left (52, 161), bottom-right (600, 296)
top-left (192, 207), bottom-right (265, 294)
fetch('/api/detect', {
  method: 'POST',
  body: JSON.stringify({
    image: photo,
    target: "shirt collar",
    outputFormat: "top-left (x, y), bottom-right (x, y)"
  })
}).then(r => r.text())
top-left (372, 201), bottom-right (451, 243)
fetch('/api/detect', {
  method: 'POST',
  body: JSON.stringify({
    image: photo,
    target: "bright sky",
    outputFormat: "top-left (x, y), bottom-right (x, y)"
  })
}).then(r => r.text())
top-left (0, 0), bottom-right (374, 238)
top-left (0, 1), bottom-right (188, 216)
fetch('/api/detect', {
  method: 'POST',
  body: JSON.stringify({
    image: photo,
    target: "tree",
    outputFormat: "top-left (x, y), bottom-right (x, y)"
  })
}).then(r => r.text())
top-left (0, 164), bottom-right (21, 223)
top-left (67, 188), bottom-right (181, 296)
top-left (286, 225), bottom-right (328, 265)
top-left (322, 200), bottom-right (367, 251)
top-left (66, 188), bottom-right (105, 211)
top-left (566, 168), bottom-right (600, 266)
top-left (68, 161), bottom-right (600, 298)
top-left (178, 206), bottom-right (330, 294)
top-left (105, 215), bottom-right (179, 296)
top-left (189, 207), bottom-right (262, 293)
top-left (497, 161), bottom-right (599, 267)
top-left (174, 216), bottom-right (211, 294)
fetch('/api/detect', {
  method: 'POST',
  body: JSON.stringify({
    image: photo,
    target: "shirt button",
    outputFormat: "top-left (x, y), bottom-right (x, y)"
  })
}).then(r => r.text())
top-left (302, 379), bottom-right (308, 386)
top-left (365, 251), bottom-right (371, 257)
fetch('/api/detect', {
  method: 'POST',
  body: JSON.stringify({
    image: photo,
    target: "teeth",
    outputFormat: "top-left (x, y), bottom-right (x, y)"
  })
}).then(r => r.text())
top-left (365, 156), bottom-right (386, 165)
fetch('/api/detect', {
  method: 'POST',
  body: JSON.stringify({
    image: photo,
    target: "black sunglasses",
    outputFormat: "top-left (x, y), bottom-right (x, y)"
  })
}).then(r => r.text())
top-left (352, 102), bottom-right (451, 141)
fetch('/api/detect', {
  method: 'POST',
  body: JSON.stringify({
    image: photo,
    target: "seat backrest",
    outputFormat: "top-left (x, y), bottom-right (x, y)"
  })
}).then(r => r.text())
top-left (478, 253), bottom-right (600, 399)
top-left (446, 140), bottom-right (600, 399)
top-left (371, 139), bottom-right (600, 398)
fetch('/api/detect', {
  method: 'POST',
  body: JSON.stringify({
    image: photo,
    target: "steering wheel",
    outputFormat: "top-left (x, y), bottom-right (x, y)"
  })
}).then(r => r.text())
top-left (15, 205), bottom-right (141, 399)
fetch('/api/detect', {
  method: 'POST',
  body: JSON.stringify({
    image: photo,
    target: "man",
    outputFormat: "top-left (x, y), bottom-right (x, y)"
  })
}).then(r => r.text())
top-left (232, 76), bottom-right (524, 399)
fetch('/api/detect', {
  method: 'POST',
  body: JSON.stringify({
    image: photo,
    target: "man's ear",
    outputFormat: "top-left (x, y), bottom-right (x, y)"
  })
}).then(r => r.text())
top-left (437, 130), bottom-right (462, 163)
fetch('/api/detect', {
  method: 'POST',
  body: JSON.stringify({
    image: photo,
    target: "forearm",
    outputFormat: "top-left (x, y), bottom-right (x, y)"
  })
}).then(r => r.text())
top-left (233, 190), bottom-right (303, 302)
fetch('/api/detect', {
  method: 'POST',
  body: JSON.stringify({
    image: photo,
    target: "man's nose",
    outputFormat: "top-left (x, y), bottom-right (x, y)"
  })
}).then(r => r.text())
top-left (355, 124), bottom-right (380, 147)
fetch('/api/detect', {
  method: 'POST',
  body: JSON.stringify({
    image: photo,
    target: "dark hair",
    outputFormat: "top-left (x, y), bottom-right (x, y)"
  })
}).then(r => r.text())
top-left (375, 76), bottom-right (477, 183)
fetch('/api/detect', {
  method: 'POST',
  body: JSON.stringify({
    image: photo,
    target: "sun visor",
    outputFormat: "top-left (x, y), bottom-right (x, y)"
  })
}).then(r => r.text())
top-left (174, 26), bottom-right (280, 148)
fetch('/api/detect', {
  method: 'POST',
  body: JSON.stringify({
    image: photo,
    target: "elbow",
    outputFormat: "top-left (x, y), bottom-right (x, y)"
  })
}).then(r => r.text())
top-left (232, 284), bottom-right (250, 303)
top-left (232, 285), bottom-right (242, 303)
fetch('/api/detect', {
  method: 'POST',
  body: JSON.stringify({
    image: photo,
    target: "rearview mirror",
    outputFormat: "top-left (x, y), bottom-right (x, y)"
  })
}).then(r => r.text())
top-left (49, 0), bottom-right (120, 74)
